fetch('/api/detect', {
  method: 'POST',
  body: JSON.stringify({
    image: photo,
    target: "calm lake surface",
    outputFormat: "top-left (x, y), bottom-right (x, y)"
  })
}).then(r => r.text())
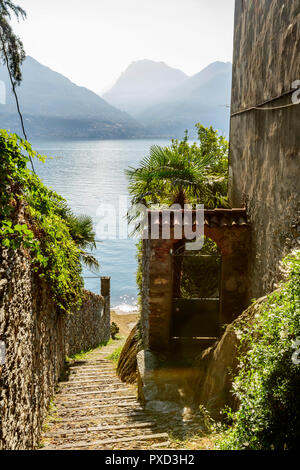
top-left (32, 139), bottom-right (169, 309)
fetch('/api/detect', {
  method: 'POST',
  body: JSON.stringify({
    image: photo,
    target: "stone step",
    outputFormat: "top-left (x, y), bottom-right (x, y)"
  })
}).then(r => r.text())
top-left (69, 363), bottom-right (114, 370)
top-left (46, 427), bottom-right (161, 447)
top-left (61, 379), bottom-right (121, 386)
top-left (71, 360), bottom-right (111, 365)
top-left (41, 341), bottom-right (172, 451)
top-left (70, 369), bottom-right (116, 377)
top-left (151, 441), bottom-right (171, 449)
top-left (68, 375), bottom-right (116, 379)
top-left (45, 433), bottom-right (169, 450)
top-left (69, 362), bottom-right (115, 370)
top-left (68, 373), bottom-right (116, 379)
top-left (62, 377), bottom-right (121, 382)
top-left (69, 369), bottom-right (116, 374)
top-left (60, 383), bottom-right (123, 392)
top-left (56, 411), bottom-right (146, 424)
top-left (46, 421), bottom-right (154, 437)
top-left (51, 417), bottom-right (154, 432)
top-left (70, 362), bottom-right (114, 366)
top-left (57, 401), bottom-right (141, 413)
top-left (69, 363), bottom-right (115, 370)
top-left (57, 388), bottom-right (130, 399)
top-left (60, 380), bottom-right (123, 387)
top-left (84, 354), bottom-right (116, 359)
top-left (58, 396), bottom-right (136, 408)
top-left (69, 371), bottom-right (115, 375)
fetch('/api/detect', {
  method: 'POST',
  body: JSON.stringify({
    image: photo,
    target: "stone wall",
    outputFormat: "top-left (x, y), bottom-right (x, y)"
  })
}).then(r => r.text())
top-left (0, 247), bottom-right (65, 450)
top-left (229, 0), bottom-right (300, 299)
top-left (0, 246), bottom-right (110, 450)
top-left (65, 289), bottom-right (110, 357)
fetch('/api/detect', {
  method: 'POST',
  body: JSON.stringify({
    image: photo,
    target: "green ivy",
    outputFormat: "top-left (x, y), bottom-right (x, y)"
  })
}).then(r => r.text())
top-left (0, 129), bottom-right (83, 313)
top-left (218, 250), bottom-right (300, 450)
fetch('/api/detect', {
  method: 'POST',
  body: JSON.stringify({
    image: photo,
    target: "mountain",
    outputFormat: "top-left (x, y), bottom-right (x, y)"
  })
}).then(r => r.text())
top-left (103, 60), bottom-right (232, 138)
top-left (103, 59), bottom-right (188, 117)
top-left (0, 56), bottom-right (143, 139)
top-left (138, 61), bottom-right (232, 138)
top-left (0, 58), bottom-right (232, 140)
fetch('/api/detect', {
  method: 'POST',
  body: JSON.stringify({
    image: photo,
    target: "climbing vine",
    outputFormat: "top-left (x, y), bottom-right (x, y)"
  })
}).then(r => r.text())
top-left (0, 129), bottom-right (83, 313)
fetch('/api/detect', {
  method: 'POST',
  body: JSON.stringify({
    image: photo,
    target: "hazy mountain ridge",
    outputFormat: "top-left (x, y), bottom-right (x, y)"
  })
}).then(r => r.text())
top-left (103, 59), bottom-right (188, 117)
top-left (0, 57), bottom-right (232, 140)
top-left (142, 62), bottom-right (232, 137)
top-left (0, 56), bottom-right (144, 139)
top-left (104, 60), bottom-right (232, 137)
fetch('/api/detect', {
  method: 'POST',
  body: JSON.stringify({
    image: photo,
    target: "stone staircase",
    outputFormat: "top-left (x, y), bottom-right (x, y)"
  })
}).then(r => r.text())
top-left (42, 341), bottom-right (170, 450)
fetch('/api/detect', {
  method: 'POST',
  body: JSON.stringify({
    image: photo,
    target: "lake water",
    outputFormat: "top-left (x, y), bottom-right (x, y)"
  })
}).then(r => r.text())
top-left (32, 139), bottom-right (169, 310)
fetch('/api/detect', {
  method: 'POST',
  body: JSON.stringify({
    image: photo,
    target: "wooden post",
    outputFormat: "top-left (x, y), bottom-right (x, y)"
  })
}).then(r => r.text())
top-left (101, 276), bottom-right (110, 300)
top-left (101, 277), bottom-right (111, 337)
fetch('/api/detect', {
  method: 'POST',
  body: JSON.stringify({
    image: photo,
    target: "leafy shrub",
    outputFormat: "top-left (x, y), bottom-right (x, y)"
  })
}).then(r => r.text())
top-left (180, 238), bottom-right (221, 299)
top-left (218, 250), bottom-right (300, 450)
top-left (0, 130), bottom-right (83, 313)
top-left (110, 322), bottom-right (120, 340)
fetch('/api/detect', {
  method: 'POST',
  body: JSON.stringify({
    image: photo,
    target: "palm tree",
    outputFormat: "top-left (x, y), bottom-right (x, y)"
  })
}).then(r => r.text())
top-left (126, 126), bottom-right (229, 219)
top-left (67, 213), bottom-right (100, 272)
top-left (0, 2), bottom-right (34, 169)
top-left (52, 198), bottom-right (99, 271)
top-left (126, 124), bottom-right (229, 297)
top-left (0, 1), bottom-right (26, 86)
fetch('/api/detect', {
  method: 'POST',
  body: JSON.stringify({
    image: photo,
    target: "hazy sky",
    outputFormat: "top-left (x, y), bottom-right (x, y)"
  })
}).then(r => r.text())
top-left (12, 0), bottom-right (235, 94)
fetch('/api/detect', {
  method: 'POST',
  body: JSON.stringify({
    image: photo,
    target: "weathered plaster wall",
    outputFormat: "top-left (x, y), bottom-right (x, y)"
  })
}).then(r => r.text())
top-left (0, 247), bottom-right (110, 450)
top-left (229, 0), bottom-right (300, 299)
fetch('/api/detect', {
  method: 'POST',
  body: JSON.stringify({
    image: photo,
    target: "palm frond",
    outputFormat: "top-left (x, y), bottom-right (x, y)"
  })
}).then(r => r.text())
top-left (79, 252), bottom-right (100, 271)
top-left (0, 1), bottom-right (26, 20)
top-left (67, 214), bottom-right (96, 250)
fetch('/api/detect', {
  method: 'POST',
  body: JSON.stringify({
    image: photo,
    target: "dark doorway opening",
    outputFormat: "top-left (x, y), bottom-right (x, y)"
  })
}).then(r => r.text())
top-left (171, 238), bottom-right (221, 359)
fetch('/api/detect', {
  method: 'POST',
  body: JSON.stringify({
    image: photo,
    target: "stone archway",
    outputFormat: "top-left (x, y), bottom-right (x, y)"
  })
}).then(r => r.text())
top-left (140, 208), bottom-right (250, 353)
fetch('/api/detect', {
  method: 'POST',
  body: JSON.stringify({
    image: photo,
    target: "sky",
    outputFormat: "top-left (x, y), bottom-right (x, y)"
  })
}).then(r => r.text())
top-left (11, 0), bottom-right (235, 95)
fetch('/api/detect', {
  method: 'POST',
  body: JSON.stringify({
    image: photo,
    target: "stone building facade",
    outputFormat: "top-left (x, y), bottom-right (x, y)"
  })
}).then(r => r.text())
top-left (229, 0), bottom-right (300, 299)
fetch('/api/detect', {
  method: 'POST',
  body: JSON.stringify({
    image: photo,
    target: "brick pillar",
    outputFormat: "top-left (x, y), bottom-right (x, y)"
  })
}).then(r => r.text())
top-left (205, 226), bottom-right (250, 327)
top-left (101, 276), bottom-right (110, 299)
top-left (142, 239), bottom-right (174, 352)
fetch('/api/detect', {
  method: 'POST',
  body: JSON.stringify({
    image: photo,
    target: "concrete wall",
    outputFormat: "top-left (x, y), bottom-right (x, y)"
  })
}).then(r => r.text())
top-left (229, 0), bottom-right (300, 299)
top-left (0, 247), bottom-right (110, 450)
